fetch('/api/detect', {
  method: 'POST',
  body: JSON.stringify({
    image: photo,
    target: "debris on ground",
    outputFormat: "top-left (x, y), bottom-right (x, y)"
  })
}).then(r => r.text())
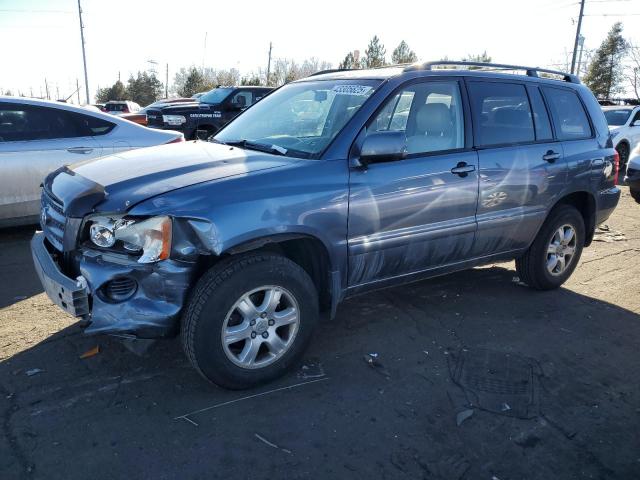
top-left (80, 345), bottom-right (100, 359)
top-left (455, 408), bottom-right (474, 426)
top-left (298, 360), bottom-right (325, 379)
top-left (364, 353), bottom-right (391, 378)
top-left (254, 433), bottom-right (292, 454)
top-left (25, 368), bottom-right (44, 377)
top-left (511, 276), bottom-right (527, 287)
top-left (593, 225), bottom-right (626, 242)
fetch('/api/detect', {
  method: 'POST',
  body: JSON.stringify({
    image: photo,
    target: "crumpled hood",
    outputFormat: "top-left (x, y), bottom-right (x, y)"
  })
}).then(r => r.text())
top-left (51, 141), bottom-right (297, 215)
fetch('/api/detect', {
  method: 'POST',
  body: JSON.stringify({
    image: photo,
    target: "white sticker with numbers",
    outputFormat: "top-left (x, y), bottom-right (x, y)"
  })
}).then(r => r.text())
top-left (332, 85), bottom-right (373, 96)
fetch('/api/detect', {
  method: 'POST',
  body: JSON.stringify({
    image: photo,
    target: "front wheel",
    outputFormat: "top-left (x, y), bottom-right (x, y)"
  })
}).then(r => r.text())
top-left (181, 252), bottom-right (319, 389)
top-left (516, 205), bottom-right (585, 290)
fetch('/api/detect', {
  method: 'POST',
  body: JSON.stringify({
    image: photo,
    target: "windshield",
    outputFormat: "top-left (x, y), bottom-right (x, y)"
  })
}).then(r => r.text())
top-left (199, 88), bottom-right (234, 104)
top-left (604, 109), bottom-right (632, 126)
top-left (215, 79), bottom-right (380, 158)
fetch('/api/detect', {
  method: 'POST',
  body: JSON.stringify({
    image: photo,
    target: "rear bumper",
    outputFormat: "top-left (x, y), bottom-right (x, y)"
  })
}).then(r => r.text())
top-left (31, 233), bottom-right (195, 338)
top-left (624, 169), bottom-right (640, 191)
top-left (595, 186), bottom-right (621, 226)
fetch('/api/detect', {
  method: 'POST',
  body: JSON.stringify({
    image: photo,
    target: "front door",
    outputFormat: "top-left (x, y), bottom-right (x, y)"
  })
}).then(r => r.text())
top-left (347, 79), bottom-right (479, 287)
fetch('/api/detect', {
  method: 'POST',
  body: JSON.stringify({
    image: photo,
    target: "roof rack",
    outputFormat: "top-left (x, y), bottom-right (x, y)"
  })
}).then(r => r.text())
top-left (308, 68), bottom-right (353, 77)
top-left (404, 61), bottom-right (580, 84)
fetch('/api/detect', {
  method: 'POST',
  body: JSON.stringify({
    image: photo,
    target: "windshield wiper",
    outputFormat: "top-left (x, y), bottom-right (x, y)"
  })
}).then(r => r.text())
top-left (226, 139), bottom-right (288, 156)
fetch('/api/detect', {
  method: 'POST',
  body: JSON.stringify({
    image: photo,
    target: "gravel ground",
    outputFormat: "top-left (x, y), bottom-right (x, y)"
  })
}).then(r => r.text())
top-left (1, 188), bottom-right (639, 480)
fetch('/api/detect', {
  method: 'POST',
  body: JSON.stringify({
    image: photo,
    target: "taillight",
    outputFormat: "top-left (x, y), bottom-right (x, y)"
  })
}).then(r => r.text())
top-left (613, 151), bottom-right (620, 185)
top-left (167, 135), bottom-right (185, 144)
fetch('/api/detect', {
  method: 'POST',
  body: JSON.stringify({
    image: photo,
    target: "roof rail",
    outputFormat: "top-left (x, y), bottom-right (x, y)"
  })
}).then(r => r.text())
top-left (404, 61), bottom-right (580, 84)
top-left (308, 68), bottom-right (353, 77)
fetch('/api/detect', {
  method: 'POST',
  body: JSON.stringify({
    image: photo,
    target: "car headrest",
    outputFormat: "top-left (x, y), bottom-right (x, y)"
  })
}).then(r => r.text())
top-left (415, 103), bottom-right (452, 135)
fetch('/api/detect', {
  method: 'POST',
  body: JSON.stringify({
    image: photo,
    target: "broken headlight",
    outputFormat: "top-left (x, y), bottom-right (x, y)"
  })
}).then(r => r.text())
top-left (87, 216), bottom-right (172, 263)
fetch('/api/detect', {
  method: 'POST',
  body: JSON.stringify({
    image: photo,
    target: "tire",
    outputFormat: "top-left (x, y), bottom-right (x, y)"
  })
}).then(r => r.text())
top-left (516, 205), bottom-right (585, 290)
top-left (617, 142), bottom-right (630, 177)
top-left (631, 188), bottom-right (640, 204)
top-left (181, 252), bottom-right (319, 389)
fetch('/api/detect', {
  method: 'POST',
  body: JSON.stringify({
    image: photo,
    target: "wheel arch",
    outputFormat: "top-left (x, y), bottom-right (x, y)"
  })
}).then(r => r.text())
top-left (551, 190), bottom-right (597, 246)
top-left (197, 232), bottom-right (337, 315)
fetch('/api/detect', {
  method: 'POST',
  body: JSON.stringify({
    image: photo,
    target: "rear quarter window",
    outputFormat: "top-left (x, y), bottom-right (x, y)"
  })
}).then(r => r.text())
top-left (541, 87), bottom-right (592, 140)
top-left (468, 81), bottom-right (535, 147)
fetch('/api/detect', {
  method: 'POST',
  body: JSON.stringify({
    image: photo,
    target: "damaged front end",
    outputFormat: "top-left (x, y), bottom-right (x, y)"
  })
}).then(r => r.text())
top-left (32, 167), bottom-right (218, 339)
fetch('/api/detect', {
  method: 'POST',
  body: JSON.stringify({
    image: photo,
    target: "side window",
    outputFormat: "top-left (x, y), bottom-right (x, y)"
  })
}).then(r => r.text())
top-left (0, 105), bottom-right (84, 141)
top-left (632, 109), bottom-right (640, 124)
top-left (468, 82), bottom-right (534, 146)
top-left (72, 113), bottom-right (115, 136)
top-left (230, 91), bottom-right (253, 108)
top-left (541, 87), bottom-right (592, 140)
top-left (368, 81), bottom-right (464, 155)
top-left (253, 90), bottom-right (267, 102)
top-left (527, 86), bottom-right (553, 141)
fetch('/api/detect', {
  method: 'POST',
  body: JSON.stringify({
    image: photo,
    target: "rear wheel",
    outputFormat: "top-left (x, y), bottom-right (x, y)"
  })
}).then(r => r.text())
top-left (516, 205), bottom-right (585, 290)
top-left (181, 252), bottom-right (319, 389)
top-left (617, 142), bottom-right (630, 177)
top-left (631, 188), bottom-right (640, 204)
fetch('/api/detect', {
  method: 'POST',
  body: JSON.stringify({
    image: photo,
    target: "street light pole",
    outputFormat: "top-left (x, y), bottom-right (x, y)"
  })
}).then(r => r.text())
top-left (77, 0), bottom-right (90, 104)
top-left (570, 0), bottom-right (586, 75)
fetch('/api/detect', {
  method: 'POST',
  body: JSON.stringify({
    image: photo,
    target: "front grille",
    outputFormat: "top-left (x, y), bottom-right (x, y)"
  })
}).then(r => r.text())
top-left (41, 188), bottom-right (66, 251)
top-left (103, 277), bottom-right (137, 302)
top-left (145, 109), bottom-right (164, 127)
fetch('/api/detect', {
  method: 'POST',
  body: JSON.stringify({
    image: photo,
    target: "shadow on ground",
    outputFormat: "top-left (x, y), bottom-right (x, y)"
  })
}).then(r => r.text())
top-left (2, 262), bottom-right (640, 480)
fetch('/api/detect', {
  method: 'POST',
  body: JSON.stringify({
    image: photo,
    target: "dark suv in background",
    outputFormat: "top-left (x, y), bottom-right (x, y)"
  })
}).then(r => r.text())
top-left (146, 86), bottom-right (272, 140)
top-left (32, 62), bottom-right (620, 389)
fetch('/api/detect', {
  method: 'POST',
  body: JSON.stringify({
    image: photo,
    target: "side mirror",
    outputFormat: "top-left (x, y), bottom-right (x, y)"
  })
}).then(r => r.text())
top-left (356, 131), bottom-right (408, 167)
top-left (632, 120), bottom-right (640, 127)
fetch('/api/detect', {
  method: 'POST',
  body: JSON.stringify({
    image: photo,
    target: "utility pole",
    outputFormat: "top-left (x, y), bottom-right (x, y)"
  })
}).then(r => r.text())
top-left (77, 0), bottom-right (90, 104)
top-left (202, 32), bottom-right (207, 71)
top-left (576, 35), bottom-right (585, 79)
top-left (266, 42), bottom-right (273, 86)
top-left (165, 63), bottom-right (169, 98)
top-left (76, 78), bottom-right (81, 104)
top-left (570, 0), bottom-right (586, 74)
top-left (44, 78), bottom-right (50, 99)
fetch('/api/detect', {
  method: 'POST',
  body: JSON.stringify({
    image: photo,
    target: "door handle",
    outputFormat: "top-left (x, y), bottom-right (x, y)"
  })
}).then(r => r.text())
top-left (542, 150), bottom-right (561, 163)
top-left (67, 147), bottom-right (93, 154)
top-left (450, 162), bottom-right (476, 177)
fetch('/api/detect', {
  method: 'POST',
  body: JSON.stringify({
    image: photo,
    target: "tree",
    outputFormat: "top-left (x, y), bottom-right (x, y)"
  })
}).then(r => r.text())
top-left (177, 67), bottom-right (214, 97)
top-left (625, 41), bottom-right (640, 100)
top-left (391, 40), bottom-right (417, 64)
top-left (583, 22), bottom-right (628, 99)
top-left (241, 74), bottom-right (262, 86)
top-left (362, 36), bottom-right (387, 68)
top-left (338, 52), bottom-right (360, 69)
top-left (462, 51), bottom-right (492, 63)
top-left (95, 80), bottom-right (127, 103)
top-left (126, 71), bottom-right (163, 106)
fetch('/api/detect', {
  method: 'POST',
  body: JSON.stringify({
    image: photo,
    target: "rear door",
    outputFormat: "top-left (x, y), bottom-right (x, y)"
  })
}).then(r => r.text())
top-left (347, 78), bottom-right (479, 287)
top-left (467, 80), bottom-right (567, 256)
top-left (0, 104), bottom-right (101, 220)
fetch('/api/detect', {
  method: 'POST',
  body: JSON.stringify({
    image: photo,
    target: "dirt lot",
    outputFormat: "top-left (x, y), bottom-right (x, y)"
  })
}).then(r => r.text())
top-left (1, 188), bottom-right (639, 480)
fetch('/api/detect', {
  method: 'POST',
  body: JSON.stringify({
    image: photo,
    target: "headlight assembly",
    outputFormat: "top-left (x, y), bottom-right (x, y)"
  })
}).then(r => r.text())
top-left (87, 216), bottom-right (172, 263)
top-left (162, 114), bottom-right (186, 126)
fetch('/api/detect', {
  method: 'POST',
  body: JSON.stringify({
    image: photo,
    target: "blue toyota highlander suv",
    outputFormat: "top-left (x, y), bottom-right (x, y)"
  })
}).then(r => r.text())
top-left (32, 62), bottom-right (621, 388)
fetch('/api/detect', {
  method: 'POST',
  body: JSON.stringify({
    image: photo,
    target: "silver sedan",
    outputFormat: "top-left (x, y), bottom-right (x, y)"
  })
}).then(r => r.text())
top-left (0, 97), bottom-right (183, 226)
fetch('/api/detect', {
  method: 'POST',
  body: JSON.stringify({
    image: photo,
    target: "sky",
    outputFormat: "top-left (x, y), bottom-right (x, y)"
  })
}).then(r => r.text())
top-left (1, 0), bottom-right (639, 102)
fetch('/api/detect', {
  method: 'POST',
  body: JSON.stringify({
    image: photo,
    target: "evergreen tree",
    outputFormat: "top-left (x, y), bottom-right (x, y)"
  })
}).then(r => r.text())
top-left (391, 40), bottom-right (417, 64)
top-left (95, 80), bottom-right (127, 103)
top-left (126, 71), bottom-right (163, 106)
top-left (178, 67), bottom-right (214, 97)
top-left (338, 52), bottom-right (359, 69)
top-left (584, 22), bottom-right (628, 98)
top-left (362, 36), bottom-right (387, 68)
top-left (462, 51), bottom-right (492, 63)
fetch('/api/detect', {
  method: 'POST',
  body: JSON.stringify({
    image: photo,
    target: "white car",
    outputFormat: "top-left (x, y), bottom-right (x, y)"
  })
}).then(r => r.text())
top-left (603, 105), bottom-right (640, 173)
top-left (0, 96), bottom-right (183, 226)
top-left (625, 145), bottom-right (640, 203)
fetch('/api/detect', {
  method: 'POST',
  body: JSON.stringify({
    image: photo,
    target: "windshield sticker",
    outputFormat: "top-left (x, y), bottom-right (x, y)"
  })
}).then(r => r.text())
top-left (332, 85), bottom-right (373, 96)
